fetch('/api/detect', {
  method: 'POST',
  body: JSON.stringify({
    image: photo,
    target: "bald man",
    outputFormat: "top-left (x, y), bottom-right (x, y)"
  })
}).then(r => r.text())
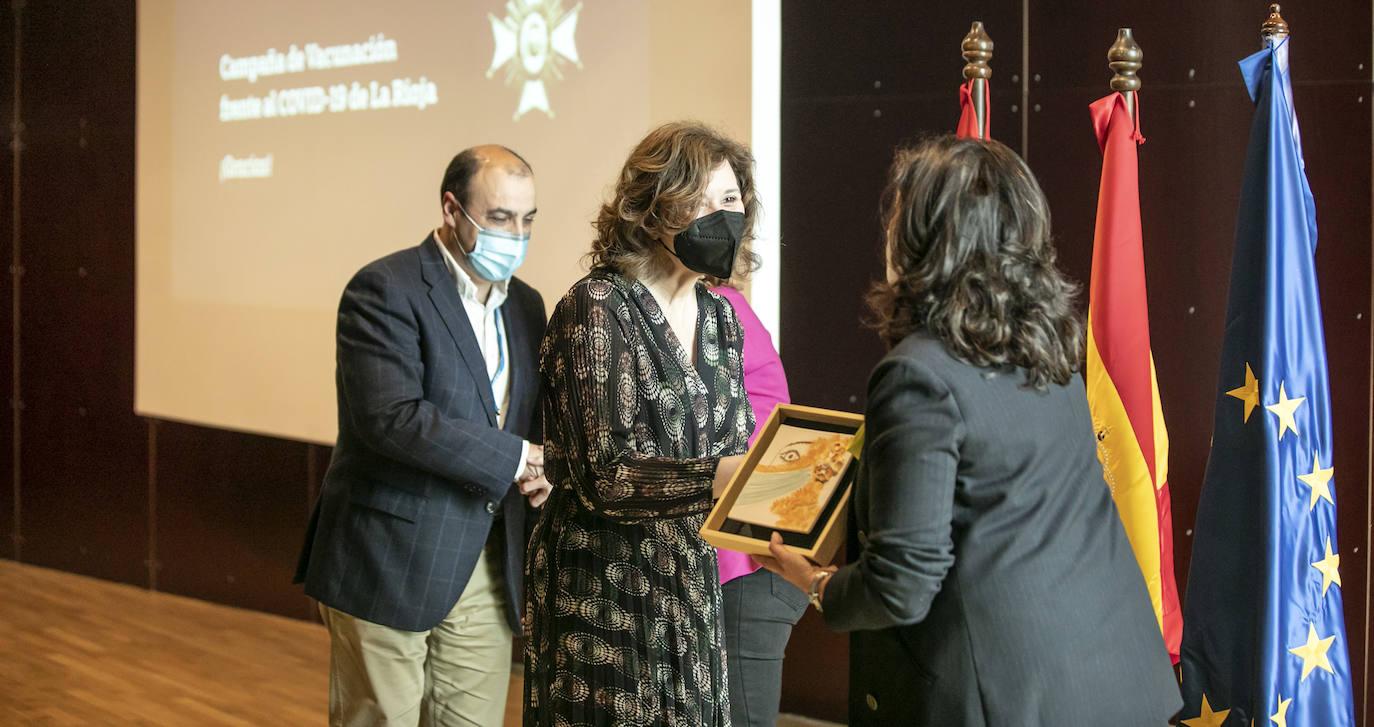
top-left (297, 146), bottom-right (550, 726)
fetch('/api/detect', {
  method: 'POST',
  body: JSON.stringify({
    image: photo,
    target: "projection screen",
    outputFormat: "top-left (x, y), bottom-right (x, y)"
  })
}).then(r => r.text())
top-left (137, 0), bottom-right (780, 444)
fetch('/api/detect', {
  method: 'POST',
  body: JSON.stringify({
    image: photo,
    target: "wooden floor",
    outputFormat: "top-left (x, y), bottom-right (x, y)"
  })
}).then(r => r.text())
top-left (0, 560), bottom-right (839, 726)
top-left (0, 560), bottom-right (520, 726)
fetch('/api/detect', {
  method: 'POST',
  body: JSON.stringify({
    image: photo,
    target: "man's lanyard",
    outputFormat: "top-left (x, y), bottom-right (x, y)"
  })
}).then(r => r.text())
top-left (489, 308), bottom-right (505, 418)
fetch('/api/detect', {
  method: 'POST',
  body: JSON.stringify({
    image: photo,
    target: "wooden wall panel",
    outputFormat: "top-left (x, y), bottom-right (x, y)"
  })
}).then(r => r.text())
top-left (304, 442), bottom-right (331, 624)
top-left (14, 0), bottom-right (146, 586)
top-left (153, 420), bottom-right (318, 621)
top-left (778, 2), bottom-right (1024, 720)
top-left (2, 0), bottom-right (16, 559)
top-left (780, 1), bottom-right (1025, 106)
top-left (779, 0), bottom-right (1025, 414)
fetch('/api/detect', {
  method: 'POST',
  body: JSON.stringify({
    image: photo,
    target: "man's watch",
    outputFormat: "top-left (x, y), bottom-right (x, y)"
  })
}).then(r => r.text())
top-left (807, 570), bottom-right (832, 612)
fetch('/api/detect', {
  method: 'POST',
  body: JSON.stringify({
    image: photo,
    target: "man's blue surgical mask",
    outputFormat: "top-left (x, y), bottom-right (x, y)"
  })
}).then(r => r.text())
top-left (455, 203), bottom-right (530, 282)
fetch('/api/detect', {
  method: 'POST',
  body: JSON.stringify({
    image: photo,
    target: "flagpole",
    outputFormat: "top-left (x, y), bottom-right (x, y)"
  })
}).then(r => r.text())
top-left (961, 21), bottom-right (992, 140)
top-left (1260, 3), bottom-right (1289, 46)
top-left (1108, 29), bottom-right (1142, 129)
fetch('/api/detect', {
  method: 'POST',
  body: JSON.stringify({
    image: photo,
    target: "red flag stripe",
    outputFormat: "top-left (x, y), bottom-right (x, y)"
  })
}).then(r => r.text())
top-left (956, 80), bottom-right (989, 140)
top-left (1088, 92), bottom-right (1158, 484)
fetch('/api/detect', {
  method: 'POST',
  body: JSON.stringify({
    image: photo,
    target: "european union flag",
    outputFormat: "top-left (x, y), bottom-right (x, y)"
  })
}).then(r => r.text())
top-left (1177, 37), bottom-right (1355, 727)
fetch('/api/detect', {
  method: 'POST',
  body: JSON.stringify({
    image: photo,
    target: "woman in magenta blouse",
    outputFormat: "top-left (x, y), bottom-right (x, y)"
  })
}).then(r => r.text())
top-left (710, 284), bottom-right (807, 727)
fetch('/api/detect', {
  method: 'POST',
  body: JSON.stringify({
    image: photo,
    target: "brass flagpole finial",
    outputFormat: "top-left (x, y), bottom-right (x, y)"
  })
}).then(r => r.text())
top-left (961, 21), bottom-right (993, 81)
top-left (1108, 28), bottom-right (1143, 93)
top-left (1261, 4), bottom-right (1290, 44)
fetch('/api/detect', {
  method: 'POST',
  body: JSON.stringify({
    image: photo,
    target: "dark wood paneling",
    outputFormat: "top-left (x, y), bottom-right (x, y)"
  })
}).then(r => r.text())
top-left (780, 0), bottom-right (1025, 106)
top-left (304, 443), bottom-right (332, 624)
top-left (154, 421), bottom-right (317, 620)
top-left (778, 3), bottom-right (1025, 721)
top-left (780, 0), bottom-right (1026, 414)
top-left (15, 0), bottom-right (146, 586)
top-left (2, 0), bottom-right (17, 558)
top-left (779, 94), bottom-right (918, 411)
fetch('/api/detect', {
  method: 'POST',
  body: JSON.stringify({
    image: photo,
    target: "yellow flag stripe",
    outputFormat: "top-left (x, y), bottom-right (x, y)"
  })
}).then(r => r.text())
top-left (1149, 355), bottom-right (1169, 491)
top-left (1086, 329), bottom-right (1167, 633)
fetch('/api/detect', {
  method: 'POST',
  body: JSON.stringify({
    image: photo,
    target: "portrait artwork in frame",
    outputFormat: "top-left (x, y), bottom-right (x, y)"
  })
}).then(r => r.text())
top-left (702, 404), bottom-right (864, 566)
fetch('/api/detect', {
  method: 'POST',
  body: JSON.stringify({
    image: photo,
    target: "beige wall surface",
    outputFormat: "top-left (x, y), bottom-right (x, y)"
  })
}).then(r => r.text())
top-left (138, 0), bottom-right (752, 443)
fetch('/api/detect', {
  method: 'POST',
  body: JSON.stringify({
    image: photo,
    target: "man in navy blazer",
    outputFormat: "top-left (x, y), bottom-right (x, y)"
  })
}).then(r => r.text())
top-left (296, 145), bottom-right (550, 727)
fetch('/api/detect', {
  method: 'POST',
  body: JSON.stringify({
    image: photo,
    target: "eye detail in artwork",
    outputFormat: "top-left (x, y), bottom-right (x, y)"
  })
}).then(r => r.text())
top-left (776, 440), bottom-right (812, 465)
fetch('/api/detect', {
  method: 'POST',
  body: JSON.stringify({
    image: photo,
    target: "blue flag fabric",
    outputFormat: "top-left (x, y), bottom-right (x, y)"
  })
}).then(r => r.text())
top-left (1178, 38), bottom-right (1355, 727)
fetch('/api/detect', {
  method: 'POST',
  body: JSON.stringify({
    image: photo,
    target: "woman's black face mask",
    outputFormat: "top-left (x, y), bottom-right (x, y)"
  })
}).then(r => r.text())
top-left (664, 209), bottom-right (746, 279)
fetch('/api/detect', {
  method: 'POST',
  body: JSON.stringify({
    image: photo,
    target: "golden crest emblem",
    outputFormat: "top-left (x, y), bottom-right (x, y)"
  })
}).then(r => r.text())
top-left (486, 0), bottom-right (583, 120)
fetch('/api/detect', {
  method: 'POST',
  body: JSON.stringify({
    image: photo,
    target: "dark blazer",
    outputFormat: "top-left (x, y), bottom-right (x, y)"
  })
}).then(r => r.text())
top-left (825, 334), bottom-right (1182, 726)
top-left (295, 234), bottom-right (546, 632)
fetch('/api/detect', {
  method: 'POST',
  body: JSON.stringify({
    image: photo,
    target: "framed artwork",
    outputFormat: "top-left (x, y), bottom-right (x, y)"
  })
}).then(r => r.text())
top-left (702, 404), bottom-right (863, 565)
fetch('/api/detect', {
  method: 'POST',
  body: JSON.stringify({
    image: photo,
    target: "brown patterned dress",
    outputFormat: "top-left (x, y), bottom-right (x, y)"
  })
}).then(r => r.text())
top-left (524, 270), bottom-right (753, 727)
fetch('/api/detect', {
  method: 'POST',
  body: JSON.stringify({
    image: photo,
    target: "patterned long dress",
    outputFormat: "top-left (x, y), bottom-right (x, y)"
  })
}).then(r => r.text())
top-left (524, 270), bottom-right (753, 727)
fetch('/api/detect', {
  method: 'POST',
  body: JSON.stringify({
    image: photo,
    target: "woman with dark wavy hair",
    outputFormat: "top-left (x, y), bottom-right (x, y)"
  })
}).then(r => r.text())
top-left (524, 122), bottom-right (759, 726)
top-left (760, 136), bottom-right (1182, 725)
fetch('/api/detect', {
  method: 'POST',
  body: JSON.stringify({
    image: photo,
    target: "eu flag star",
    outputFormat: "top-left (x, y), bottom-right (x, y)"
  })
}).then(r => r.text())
top-left (1269, 695), bottom-right (1291, 727)
top-left (1182, 695), bottom-right (1231, 727)
top-left (1226, 362), bottom-right (1261, 422)
top-left (1296, 451), bottom-right (1334, 511)
top-left (1264, 382), bottom-right (1305, 442)
top-left (1288, 622), bottom-right (1336, 681)
top-left (1311, 538), bottom-right (1342, 596)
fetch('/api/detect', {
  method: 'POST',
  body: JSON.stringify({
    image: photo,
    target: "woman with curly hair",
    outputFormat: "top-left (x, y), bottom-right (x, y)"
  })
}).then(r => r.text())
top-left (760, 136), bottom-right (1182, 725)
top-left (524, 122), bottom-right (759, 726)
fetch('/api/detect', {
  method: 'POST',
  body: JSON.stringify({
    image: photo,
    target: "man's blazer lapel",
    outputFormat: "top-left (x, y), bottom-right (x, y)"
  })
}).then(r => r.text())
top-left (418, 234), bottom-right (499, 427)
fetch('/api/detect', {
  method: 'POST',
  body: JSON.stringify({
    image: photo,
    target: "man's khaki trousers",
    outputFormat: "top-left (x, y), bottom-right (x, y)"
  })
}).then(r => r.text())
top-left (319, 547), bottom-right (514, 727)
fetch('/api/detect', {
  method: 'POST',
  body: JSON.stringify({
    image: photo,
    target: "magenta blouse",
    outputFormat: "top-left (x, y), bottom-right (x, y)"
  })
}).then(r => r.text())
top-left (711, 286), bottom-right (791, 584)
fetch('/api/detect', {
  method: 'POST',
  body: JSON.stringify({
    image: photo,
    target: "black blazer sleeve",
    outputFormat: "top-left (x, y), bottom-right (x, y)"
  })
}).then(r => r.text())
top-left (822, 354), bottom-right (961, 631)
